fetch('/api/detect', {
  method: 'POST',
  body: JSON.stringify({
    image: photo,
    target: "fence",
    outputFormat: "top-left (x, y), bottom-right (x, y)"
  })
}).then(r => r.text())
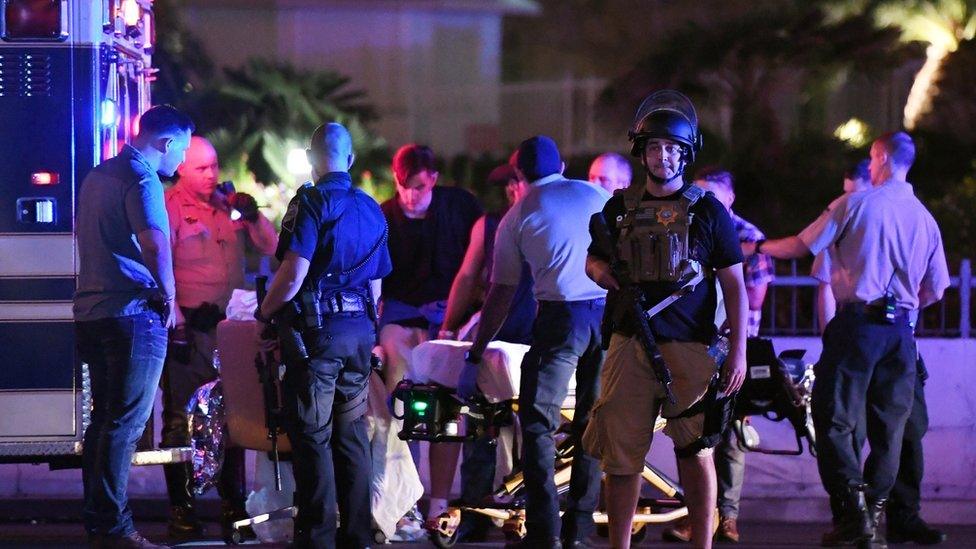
top-left (761, 259), bottom-right (973, 338)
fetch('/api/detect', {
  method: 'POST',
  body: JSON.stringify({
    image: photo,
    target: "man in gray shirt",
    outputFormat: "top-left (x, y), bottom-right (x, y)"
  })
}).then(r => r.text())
top-left (754, 132), bottom-right (949, 547)
top-left (459, 135), bottom-right (610, 548)
top-left (74, 105), bottom-right (193, 549)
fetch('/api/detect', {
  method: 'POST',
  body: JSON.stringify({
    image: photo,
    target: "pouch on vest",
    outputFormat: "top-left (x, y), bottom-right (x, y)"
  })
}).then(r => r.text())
top-left (617, 184), bottom-right (704, 283)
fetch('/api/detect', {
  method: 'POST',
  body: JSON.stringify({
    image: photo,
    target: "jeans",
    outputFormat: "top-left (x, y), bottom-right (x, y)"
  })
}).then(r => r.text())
top-left (77, 311), bottom-right (168, 536)
top-left (715, 427), bottom-right (746, 519)
top-left (812, 306), bottom-right (916, 502)
top-left (519, 299), bottom-right (604, 543)
top-left (283, 313), bottom-right (374, 549)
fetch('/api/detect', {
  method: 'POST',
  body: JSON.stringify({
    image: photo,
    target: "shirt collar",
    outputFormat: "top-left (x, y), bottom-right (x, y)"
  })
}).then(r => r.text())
top-left (530, 173), bottom-right (562, 186)
top-left (122, 144), bottom-right (153, 172)
top-left (315, 171), bottom-right (353, 189)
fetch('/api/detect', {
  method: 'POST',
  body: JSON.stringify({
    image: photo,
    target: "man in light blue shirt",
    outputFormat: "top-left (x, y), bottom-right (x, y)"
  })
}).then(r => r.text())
top-left (459, 135), bottom-right (610, 548)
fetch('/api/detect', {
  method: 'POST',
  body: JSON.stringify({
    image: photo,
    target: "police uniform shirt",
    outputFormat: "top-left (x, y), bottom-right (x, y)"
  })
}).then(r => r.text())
top-left (588, 185), bottom-right (743, 344)
top-left (492, 174), bottom-right (610, 302)
top-left (277, 172), bottom-right (392, 292)
top-left (798, 179), bottom-right (949, 310)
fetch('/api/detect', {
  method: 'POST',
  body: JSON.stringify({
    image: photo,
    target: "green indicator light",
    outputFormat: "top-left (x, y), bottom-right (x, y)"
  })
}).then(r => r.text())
top-left (412, 401), bottom-right (429, 412)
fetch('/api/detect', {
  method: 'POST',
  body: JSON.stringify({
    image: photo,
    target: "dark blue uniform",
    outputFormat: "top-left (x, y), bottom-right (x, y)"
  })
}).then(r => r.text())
top-left (276, 171), bottom-right (392, 549)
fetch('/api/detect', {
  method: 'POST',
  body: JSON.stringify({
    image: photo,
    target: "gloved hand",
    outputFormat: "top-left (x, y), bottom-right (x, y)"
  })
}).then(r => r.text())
top-left (457, 353), bottom-right (481, 402)
top-left (229, 192), bottom-right (260, 222)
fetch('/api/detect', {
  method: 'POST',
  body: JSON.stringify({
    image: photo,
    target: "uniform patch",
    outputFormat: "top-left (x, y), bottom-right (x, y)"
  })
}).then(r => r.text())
top-left (282, 200), bottom-right (299, 232)
top-left (750, 365), bottom-right (772, 379)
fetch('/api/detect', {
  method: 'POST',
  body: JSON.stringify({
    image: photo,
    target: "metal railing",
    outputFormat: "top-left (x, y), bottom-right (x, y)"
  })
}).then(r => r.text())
top-left (761, 259), bottom-right (973, 338)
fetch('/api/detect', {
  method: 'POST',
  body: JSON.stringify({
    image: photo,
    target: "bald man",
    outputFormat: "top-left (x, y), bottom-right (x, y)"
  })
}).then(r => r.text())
top-left (256, 122), bottom-right (392, 548)
top-left (160, 136), bottom-right (277, 540)
top-left (588, 152), bottom-right (633, 194)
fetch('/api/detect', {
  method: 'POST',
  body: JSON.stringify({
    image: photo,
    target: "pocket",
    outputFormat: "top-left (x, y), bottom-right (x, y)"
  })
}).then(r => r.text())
top-left (175, 222), bottom-right (211, 261)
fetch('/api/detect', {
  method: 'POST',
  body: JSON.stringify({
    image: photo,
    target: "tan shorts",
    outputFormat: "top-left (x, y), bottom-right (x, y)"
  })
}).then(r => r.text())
top-left (582, 334), bottom-right (718, 475)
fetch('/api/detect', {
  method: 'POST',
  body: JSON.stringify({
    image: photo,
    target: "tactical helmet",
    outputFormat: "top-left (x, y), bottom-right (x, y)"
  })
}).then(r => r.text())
top-left (628, 90), bottom-right (702, 163)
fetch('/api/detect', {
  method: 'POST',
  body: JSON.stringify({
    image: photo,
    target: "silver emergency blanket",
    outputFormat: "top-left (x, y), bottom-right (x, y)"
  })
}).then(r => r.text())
top-left (188, 379), bottom-right (226, 495)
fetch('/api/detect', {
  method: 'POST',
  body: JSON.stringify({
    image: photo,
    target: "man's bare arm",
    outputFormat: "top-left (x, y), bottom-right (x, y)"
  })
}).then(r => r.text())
top-left (259, 251), bottom-right (310, 318)
top-left (743, 236), bottom-right (810, 260)
top-left (442, 216), bottom-right (488, 335)
top-left (716, 264), bottom-right (748, 393)
top-left (467, 282), bottom-right (518, 357)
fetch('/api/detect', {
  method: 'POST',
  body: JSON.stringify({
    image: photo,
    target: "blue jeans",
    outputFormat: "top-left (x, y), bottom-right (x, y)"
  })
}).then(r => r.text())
top-left (283, 314), bottom-right (374, 549)
top-left (519, 299), bottom-right (604, 544)
top-left (77, 311), bottom-right (167, 536)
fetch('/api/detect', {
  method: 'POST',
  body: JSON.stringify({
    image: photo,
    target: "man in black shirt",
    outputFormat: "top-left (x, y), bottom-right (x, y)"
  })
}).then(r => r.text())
top-left (583, 91), bottom-right (747, 549)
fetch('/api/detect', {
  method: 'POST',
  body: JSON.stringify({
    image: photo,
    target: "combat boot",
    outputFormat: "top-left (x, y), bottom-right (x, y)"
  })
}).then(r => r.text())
top-left (861, 498), bottom-right (888, 549)
top-left (821, 484), bottom-right (873, 546)
top-left (163, 462), bottom-right (204, 538)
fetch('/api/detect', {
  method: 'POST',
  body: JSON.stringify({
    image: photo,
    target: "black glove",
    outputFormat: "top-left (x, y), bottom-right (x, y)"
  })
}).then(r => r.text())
top-left (229, 192), bottom-right (260, 222)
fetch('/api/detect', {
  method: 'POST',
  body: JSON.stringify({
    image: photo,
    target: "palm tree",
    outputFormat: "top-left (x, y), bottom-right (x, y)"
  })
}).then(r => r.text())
top-left (826, 0), bottom-right (976, 129)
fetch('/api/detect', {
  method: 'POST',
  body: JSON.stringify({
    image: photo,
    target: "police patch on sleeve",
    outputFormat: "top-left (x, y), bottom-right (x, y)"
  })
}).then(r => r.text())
top-left (281, 198), bottom-right (299, 233)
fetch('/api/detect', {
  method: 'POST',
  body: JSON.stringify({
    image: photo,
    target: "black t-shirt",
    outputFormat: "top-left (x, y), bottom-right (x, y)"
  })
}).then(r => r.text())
top-left (588, 184), bottom-right (743, 344)
top-left (381, 186), bottom-right (483, 306)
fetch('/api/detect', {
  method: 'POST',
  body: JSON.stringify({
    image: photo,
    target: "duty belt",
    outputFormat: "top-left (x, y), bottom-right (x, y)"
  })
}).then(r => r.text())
top-left (840, 301), bottom-right (909, 319)
top-left (321, 291), bottom-right (368, 314)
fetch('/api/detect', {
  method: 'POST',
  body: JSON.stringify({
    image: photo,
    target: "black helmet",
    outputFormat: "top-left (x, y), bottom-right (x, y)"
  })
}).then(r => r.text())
top-left (628, 90), bottom-right (702, 162)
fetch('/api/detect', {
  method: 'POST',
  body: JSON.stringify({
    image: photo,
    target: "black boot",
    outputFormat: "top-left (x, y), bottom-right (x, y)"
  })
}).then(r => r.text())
top-left (887, 515), bottom-right (946, 545)
top-left (821, 484), bottom-right (874, 546)
top-left (163, 462), bottom-right (204, 538)
top-left (861, 498), bottom-right (888, 549)
top-left (217, 447), bottom-right (255, 543)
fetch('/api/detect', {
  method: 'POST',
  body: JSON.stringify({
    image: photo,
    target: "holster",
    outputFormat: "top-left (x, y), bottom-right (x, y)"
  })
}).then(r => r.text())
top-left (276, 301), bottom-right (309, 366)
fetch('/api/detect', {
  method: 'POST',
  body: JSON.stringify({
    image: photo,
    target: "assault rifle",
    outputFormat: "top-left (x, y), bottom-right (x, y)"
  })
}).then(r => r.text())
top-left (591, 213), bottom-right (680, 403)
top-left (254, 276), bottom-right (289, 490)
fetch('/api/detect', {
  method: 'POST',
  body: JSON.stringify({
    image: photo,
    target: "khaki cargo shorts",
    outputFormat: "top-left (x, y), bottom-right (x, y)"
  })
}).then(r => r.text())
top-left (582, 334), bottom-right (718, 475)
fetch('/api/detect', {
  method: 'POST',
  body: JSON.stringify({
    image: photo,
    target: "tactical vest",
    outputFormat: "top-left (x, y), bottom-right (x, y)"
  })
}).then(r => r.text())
top-left (616, 183), bottom-right (705, 283)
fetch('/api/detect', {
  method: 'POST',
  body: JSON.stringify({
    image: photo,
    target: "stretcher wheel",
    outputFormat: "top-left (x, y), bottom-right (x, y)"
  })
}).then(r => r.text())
top-left (430, 529), bottom-right (459, 548)
top-left (226, 529), bottom-right (244, 545)
top-left (630, 524), bottom-right (648, 545)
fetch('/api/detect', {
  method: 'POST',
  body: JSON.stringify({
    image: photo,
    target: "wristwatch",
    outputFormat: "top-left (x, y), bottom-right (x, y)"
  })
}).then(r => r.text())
top-left (464, 349), bottom-right (482, 364)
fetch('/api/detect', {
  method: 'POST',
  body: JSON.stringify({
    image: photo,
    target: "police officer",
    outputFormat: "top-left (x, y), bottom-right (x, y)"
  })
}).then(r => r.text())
top-left (583, 91), bottom-right (747, 549)
top-left (255, 122), bottom-right (392, 549)
top-left (161, 136), bottom-right (278, 540)
top-left (754, 132), bottom-right (949, 546)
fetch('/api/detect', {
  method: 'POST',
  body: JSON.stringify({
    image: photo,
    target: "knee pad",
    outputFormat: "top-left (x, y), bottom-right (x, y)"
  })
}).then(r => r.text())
top-left (668, 381), bottom-right (736, 459)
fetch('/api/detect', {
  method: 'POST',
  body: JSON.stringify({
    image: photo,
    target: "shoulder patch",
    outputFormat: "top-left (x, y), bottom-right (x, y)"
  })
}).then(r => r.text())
top-left (281, 197), bottom-right (300, 233)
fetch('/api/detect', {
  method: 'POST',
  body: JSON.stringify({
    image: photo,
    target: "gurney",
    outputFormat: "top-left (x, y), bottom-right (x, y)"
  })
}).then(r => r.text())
top-left (399, 339), bottom-right (689, 548)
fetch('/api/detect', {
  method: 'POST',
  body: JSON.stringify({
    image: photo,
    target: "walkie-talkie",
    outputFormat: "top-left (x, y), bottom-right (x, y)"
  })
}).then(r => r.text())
top-left (883, 292), bottom-right (898, 324)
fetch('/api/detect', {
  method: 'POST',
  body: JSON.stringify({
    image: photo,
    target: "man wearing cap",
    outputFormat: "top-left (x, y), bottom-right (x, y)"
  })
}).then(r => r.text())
top-left (750, 132), bottom-right (949, 546)
top-left (588, 152), bottom-right (633, 194)
top-left (583, 91), bottom-right (747, 549)
top-left (458, 136), bottom-right (610, 548)
top-left (431, 158), bottom-right (535, 541)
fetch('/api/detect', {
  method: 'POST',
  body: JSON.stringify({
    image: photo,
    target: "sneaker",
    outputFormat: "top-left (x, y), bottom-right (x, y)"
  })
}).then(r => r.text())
top-left (662, 516), bottom-right (692, 543)
top-left (716, 516), bottom-right (740, 543)
top-left (388, 505), bottom-right (427, 542)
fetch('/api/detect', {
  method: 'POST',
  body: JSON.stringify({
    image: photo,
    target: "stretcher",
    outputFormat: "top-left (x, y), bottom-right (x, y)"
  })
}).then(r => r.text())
top-left (405, 340), bottom-right (689, 548)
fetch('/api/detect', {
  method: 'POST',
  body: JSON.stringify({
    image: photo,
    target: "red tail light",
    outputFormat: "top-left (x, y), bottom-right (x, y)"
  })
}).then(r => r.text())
top-left (2, 0), bottom-right (67, 41)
